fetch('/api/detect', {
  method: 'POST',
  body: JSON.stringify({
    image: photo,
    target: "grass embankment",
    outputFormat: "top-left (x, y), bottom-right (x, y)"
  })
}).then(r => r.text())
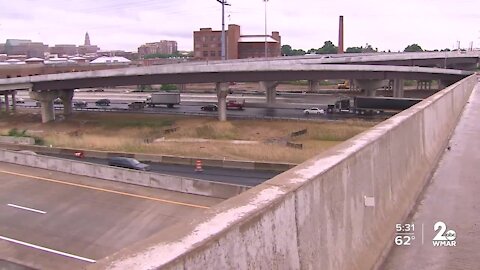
top-left (0, 112), bottom-right (379, 163)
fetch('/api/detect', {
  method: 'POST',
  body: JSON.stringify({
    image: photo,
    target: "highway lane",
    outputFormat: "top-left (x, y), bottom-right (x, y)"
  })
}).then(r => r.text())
top-left (17, 101), bottom-right (387, 121)
top-left (0, 162), bottom-right (221, 270)
top-left (14, 91), bottom-right (404, 120)
top-left (43, 153), bottom-right (281, 187)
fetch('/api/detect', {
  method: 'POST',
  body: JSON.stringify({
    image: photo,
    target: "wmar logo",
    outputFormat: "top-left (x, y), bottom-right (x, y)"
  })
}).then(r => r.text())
top-left (432, 221), bottom-right (456, 247)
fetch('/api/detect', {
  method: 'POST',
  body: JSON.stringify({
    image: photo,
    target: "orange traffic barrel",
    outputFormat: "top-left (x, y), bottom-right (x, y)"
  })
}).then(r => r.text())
top-left (195, 159), bottom-right (203, 172)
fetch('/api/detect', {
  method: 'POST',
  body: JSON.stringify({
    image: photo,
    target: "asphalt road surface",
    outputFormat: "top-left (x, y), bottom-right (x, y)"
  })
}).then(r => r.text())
top-left (0, 162), bottom-right (222, 270)
top-left (15, 92), bottom-right (343, 119)
top-left (44, 154), bottom-right (281, 187)
top-left (382, 83), bottom-right (480, 269)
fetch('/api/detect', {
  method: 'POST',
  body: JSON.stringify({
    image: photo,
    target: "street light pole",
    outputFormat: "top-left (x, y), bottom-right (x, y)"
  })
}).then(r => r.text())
top-left (216, 0), bottom-right (230, 60)
top-left (264, 0), bottom-right (268, 58)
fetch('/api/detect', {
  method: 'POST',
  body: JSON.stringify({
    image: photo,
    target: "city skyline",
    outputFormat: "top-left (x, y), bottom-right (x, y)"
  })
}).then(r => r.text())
top-left (0, 0), bottom-right (479, 52)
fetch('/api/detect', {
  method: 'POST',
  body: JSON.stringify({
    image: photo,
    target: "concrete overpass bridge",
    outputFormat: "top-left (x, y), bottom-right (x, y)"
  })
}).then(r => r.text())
top-left (0, 61), bottom-right (472, 122)
top-left (183, 51), bottom-right (480, 70)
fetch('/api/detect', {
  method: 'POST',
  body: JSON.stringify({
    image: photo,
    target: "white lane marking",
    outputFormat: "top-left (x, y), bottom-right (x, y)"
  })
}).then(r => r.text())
top-left (0, 235), bottom-right (96, 263)
top-left (7, 204), bottom-right (46, 214)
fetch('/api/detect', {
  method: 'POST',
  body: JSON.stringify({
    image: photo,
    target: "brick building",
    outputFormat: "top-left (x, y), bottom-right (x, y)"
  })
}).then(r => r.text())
top-left (138, 40), bottom-right (178, 58)
top-left (50, 44), bottom-right (78, 57)
top-left (193, 24), bottom-right (281, 60)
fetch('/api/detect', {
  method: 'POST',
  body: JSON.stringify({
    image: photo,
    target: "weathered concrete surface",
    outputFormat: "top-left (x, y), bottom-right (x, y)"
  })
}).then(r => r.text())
top-left (0, 136), bottom-right (35, 145)
top-left (0, 143), bottom-right (295, 172)
top-left (0, 62), bottom-right (472, 92)
top-left (0, 149), bottom-right (248, 199)
top-left (89, 75), bottom-right (477, 270)
top-left (381, 78), bottom-right (480, 269)
top-left (0, 162), bottom-right (221, 270)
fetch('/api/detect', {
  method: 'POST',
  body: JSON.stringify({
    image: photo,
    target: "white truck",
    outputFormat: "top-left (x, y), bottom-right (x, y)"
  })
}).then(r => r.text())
top-left (146, 92), bottom-right (181, 108)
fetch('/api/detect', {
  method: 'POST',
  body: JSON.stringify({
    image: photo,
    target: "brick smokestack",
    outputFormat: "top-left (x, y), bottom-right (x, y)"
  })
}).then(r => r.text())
top-left (338, 15), bottom-right (344, 54)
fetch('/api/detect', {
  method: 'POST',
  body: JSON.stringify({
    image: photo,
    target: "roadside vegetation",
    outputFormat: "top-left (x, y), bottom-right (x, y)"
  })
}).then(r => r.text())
top-left (0, 112), bottom-right (380, 163)
top-left (2, 127), bottom-right (45, 145)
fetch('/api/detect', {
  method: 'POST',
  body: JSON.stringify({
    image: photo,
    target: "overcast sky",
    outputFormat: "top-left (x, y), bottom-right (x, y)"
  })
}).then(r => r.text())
top-left (1, 0), bottom-right (479, 52)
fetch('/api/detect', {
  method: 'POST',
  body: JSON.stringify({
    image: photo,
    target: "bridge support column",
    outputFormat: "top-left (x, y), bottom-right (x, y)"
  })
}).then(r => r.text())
top-left (11, 91), bottom-right (16, 111)
top-left (393, 79), bottom-right (405, 98)
top-left (59, 89), bottom-right (74, 116)
top-left (259, 81), bottom-right (279, 107)
top-left (308, 80), bottom-right (320, 92)
top-left (354, 79), bottom-right (387, 97)
top-left (29, 90), bottom-right (59, 123)
top-left (3, 94), bottom-right (10, 113)
top-left (216, 82), bottom-right (228, 122)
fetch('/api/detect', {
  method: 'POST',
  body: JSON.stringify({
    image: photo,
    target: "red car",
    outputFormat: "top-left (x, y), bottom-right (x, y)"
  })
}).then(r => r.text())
top-left (226, 100), bottom-right (244, 110)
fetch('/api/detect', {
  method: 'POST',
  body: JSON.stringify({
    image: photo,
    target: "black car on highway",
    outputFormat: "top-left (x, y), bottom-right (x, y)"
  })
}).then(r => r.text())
top-left (95, 99), bottom-right (111, 106)
top-left (74, 100), bottom-right (88, 108)
top-left (107, 157), bottom-right (150, 171)
top-left (201, 104), bottom-right (218, 111)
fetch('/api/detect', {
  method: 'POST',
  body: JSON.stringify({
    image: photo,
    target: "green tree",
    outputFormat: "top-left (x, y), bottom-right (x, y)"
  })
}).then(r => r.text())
top-left (404, 44), bottom-right (424, 52)
top-left (160, 84), bottom-right (178, 91)
top-left (281, 45), bottom-right (306, 56)
top-left (316, 41), bottom-right (338, 54)
top-left (144, 52), bottom-right (181, 59)
top-left (292, 49), bottom-right (306, 55)
top-left (346, 47), bottom-right (363, 53)
top-left (281, 45), bottom-right (293, 56)
top-left (362, 43), bottom-right (377, 53)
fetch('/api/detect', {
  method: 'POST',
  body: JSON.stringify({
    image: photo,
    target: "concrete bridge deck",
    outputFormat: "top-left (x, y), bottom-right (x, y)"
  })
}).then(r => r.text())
top-left (382, 78), bottom-right (480, 269)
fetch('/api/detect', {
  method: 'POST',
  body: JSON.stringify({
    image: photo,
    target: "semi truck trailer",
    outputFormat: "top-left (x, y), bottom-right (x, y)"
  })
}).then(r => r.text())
top-left (327, 96), bottom-right (423, 115)
top-left (146, 92), bottom-right (181, 108)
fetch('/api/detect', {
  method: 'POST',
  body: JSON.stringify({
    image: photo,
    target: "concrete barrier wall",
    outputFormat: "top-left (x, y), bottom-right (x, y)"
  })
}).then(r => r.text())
top-left (0, 143), bottom-right (294, 172)
top-left (91, 75), bottom-right (478, 270)
top-left (0, 149), bottom-right (249, 199)
top-left (0, 136), bottom-right (35, 145)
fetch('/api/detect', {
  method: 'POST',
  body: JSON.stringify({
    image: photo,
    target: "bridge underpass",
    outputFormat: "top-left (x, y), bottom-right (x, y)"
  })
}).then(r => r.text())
top-left (0, 63), bottom-right (472, 123)
top-left (88, 75), bottom-right (478, 270)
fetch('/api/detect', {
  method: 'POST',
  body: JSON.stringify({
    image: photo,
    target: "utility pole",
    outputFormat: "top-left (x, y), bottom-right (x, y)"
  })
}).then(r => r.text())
top-left (216, 0), bottom-right (230, 60)
top-left (263, 0), bottom-right (269, 58)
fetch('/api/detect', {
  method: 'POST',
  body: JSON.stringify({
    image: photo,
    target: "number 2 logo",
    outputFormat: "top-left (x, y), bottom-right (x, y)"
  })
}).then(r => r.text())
top-left (433, 221), bottom-right (456, 241)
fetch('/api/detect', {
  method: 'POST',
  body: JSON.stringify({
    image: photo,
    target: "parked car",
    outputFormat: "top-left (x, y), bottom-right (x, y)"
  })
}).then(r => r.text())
top-left (303, 107), bottom-right (325, 115)
top-left (15, 97), bottom-right (25, 104)
top-left (201, 104), bottom-right (218, 111)
top-left (107, 157), bottom-right (150, 171)
top-left (95, 99), bottom-right (111, 106)
top-left (53, 97), bottom-right (63, 104)
top-left (74, 100), bottom-right (88, 108)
